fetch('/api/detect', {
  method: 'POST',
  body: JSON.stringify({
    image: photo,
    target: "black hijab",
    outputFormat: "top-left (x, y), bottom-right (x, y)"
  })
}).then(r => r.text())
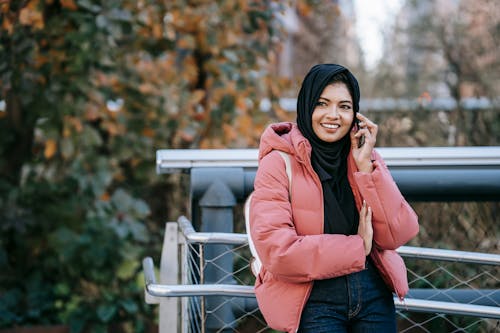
top-left (296, 64), bottom-right (360, 235)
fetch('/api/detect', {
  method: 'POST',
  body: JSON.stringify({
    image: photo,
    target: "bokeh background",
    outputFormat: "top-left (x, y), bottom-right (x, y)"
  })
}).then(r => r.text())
top-left (0, 0), bottom-right (498, 332)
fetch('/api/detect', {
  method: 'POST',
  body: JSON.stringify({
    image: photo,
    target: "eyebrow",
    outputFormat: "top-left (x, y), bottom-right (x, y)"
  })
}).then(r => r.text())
top-left (318, 96), bottom-right (352, 104)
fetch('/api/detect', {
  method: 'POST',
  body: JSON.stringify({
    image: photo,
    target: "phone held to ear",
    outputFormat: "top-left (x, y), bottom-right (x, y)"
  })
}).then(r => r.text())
top-left (356, 119), bottom-right (365, 148)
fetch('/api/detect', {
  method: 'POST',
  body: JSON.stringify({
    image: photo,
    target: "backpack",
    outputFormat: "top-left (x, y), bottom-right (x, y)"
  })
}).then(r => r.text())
top-left (244, 150), bottom-right (292, 276)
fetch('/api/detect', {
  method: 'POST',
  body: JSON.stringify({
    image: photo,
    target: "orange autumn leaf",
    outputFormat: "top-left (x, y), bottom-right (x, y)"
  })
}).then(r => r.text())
top-left (100, 191), bottom-right (110, 201)
top-left (84, 104), bottom-right (100, 121)
top-left (60, 0), bottom-right (78, 10)
top-left (19, 0), bottom-right (44, 30)
top-left (236, 96), bottom-right (247, 111)
top-left (190, 89), bottom-right (206, 105)
top-left (68, 116), bottom-right (83, 132)
top-left (138, 82), bottom-right (158, 95)
top-left (63, 126), bottom-right (71, 138)
top-left (152, 23), bottom-right (162, 39)
top-left (142, 127), bottom-right (155, 138)
top-left (44, 139), bottom-right (57, 159)
top-left (296, 1), bottom-right (313, 17)
top-left (2, 16), bottom-right (13, 34)
top-left (222, 123), bottom-right (237, 141)
top-left (237, 114), bottom-right (252, 136)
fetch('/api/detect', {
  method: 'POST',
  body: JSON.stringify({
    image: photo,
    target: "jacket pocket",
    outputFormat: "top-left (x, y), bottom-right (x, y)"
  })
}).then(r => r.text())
top-left (370, 248), bottom-right (409, 300)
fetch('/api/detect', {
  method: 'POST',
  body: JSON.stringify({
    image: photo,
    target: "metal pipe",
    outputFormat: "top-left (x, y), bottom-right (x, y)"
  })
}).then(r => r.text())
top-left (395, 297), bottom-right (500, 319)
top-left (178, 216), bottom-right (248, 245)
top-left (142, 280), bottom-right (500, 319)
top-left (398, 246), bottom-right (500, 265)
top-left (407, 289), bottom-right (500, 307)
top-left (146, 283), bottom-right (255, 298)
top-left (157, 147), bottom-right (500, 173)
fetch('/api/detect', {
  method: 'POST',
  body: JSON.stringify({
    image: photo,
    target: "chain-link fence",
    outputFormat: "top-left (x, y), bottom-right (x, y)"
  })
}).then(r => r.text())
top-left (143, 217), bottom-right (500, 333)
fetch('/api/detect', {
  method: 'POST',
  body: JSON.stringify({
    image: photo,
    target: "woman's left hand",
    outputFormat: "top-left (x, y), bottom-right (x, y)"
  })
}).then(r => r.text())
top-left (350, 113), bottom-right (378, 173)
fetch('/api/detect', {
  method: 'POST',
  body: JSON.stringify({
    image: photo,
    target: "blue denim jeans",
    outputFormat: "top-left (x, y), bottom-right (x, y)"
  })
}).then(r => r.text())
top-left (298, 257), bottom-right (396, 333)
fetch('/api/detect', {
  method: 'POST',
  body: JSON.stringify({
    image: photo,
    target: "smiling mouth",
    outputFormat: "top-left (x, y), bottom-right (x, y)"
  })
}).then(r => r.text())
top-left (321, 123), bottom-right (340, 129)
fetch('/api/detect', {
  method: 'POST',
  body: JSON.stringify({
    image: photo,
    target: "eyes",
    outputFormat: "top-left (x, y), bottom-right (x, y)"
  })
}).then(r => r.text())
top-left (315, 100), bottom-right (352, 110)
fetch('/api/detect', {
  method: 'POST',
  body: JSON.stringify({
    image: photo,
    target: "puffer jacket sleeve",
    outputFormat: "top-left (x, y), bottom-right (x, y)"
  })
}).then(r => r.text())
top-left (353, 150), bottom-right (419, 250)
top-left (250, 151), bottom-right (366, 283)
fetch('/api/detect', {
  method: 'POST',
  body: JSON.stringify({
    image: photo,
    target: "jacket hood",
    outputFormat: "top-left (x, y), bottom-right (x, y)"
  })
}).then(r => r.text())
top-left (258, 122), bottom-right (312, 164)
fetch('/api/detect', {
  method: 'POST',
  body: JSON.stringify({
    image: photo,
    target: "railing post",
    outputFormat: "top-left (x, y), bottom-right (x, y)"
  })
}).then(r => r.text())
top-left (199, 180), bottom-right (237, 333)
top-left (178, 224), bottom-right (190, 333)
top-left (159, 222), bottom-right (180, 333)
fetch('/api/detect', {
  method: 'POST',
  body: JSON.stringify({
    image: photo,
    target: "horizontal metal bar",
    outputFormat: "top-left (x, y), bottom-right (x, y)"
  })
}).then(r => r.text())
top-left (407, 289), bottom-right (500, 307)
top-left (177, 216), bottom-right (500, 266)
top-left (395, 297), bottom-right (500, 319)
top-left (397, 246), bottom-right (500, 265)
top-left (178, 216), bottom-right (248, 245)
top-left (146, 283), bottom-right (255, 298)
top-left (142, 278), bottom-right (500, 319)
top-left (157, 147), bottom-right (500, 173)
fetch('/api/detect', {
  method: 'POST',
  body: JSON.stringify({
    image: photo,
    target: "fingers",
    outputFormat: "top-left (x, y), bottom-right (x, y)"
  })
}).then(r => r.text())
top-left (358, 200), bottom-right (373, 256)
top-left (355, 113), bottom-right (378, 139)
top-left (359, 201), bottom-right (372, 224)
top-left (360, 199), bottom-right (367, 216)
top-left (356, 113), bottom-right (376, 129)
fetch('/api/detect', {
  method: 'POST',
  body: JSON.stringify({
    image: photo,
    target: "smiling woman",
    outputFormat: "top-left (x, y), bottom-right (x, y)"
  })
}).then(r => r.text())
top-left (249, 63), bottom-right (419, 332)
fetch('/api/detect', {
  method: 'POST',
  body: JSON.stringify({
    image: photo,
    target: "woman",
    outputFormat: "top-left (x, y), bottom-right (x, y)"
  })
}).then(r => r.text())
top-left (250, 64), bottom-right (419, 333)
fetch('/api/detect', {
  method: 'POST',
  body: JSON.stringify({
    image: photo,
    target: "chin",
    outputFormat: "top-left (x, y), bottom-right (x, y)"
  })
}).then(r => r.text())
top-left (320, 136), bottom-right (342, 143)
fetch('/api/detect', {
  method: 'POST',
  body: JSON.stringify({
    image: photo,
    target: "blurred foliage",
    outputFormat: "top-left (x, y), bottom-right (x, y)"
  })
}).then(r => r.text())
top-left (0, 0), bottom-right (301, 331)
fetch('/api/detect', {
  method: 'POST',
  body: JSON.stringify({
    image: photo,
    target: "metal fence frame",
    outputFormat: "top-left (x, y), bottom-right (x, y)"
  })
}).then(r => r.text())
top-left (143, 216), bottom-right (500, 333)
top-left (147, 147), bottom-right (500, 332)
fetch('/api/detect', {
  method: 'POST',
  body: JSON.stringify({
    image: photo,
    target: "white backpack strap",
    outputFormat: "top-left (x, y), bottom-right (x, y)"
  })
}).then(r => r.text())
top-left (244, 193), bottom-right (262, 275)
top-left (245, 150), bottom-right (293, 276)
top-left (276, 150), bottom-right (292, 195)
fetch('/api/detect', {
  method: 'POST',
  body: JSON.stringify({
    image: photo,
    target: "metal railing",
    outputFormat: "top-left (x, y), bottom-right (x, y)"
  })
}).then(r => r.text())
top-left (156, 146), bottom-right (500, 172)
top-left (149, 146), bottom-right (500, 332)
top-left (143, 216), bottom-right (500, 333)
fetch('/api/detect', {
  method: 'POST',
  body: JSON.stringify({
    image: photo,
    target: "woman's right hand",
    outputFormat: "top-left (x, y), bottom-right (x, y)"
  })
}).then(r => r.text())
top-left (357, 200), bottom-right (373, 256)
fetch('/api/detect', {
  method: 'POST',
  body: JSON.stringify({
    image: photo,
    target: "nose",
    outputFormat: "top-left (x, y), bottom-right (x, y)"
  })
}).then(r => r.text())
top-left (326, 105), bottom-right (339, 118)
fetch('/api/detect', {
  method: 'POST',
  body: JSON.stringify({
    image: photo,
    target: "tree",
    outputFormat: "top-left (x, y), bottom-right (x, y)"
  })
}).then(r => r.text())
top-left (0, 0), bottom-right (289, 331)
top-left (372, 0), bottom-right (499, 145)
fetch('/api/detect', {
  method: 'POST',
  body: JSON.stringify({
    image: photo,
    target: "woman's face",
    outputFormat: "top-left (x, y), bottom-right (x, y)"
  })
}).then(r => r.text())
top-left (312, 82), bottom-right (354, 143)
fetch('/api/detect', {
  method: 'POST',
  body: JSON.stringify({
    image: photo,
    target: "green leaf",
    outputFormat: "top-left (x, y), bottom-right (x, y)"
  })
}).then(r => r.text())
top-left (116, 259), bottom-right (139, 280)
top-left (96, 304), bottom-right (117, 323)
top-left (128, 220), bottom-right (149, 242)
top-left (96, 15), bottom-right (108, 29)
top-left (81, 126), bottom-right (103, 147)
top-left (132, 199), bottom-right (151, 218)
top-left (108, 8), bottom-right (133, 22)
top-left (54, 283), bottom-right (71, 296)
top-left (76, 0), bottom-right (101, 13)
top-left (120, 299), bottom-right (138, 314)
top-left (61, 138), bottom-right (75, 159)
top-left (111, 188), bottom-right (133, 208)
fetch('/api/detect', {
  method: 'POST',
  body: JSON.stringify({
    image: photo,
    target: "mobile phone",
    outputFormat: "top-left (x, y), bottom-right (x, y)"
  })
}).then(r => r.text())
top-left (356, 119), bottom-right (365, 148)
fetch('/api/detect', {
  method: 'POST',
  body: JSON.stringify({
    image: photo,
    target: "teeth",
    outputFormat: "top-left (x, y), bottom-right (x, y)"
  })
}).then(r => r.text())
top-left (322, 124), bottom-right (339, 129)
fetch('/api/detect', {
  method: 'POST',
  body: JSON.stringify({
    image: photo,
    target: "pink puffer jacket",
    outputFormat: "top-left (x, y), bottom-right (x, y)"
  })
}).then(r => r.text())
top-left (250, 122), bottom-right (419, 333)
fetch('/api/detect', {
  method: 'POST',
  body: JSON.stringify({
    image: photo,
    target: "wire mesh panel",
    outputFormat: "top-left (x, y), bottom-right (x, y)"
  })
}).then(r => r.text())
top-left (139, 216), bottom-right (499, 333)
top-left (182, 241), bottom-right (268, 333)
top-left (397, 258), bottom-right (500, 333)
top-left (177, 238), bottom-right (499, 333)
